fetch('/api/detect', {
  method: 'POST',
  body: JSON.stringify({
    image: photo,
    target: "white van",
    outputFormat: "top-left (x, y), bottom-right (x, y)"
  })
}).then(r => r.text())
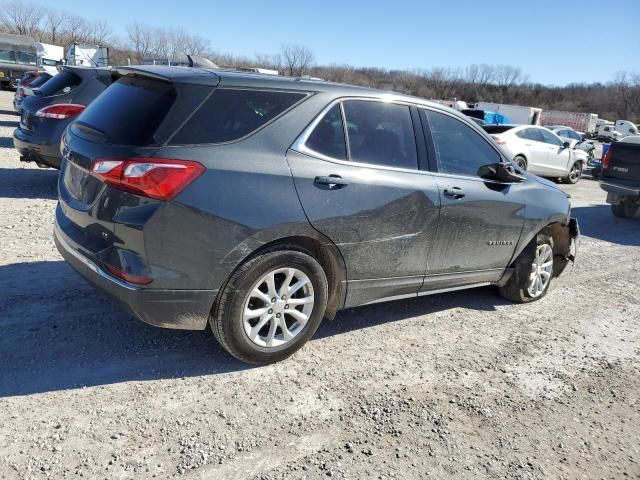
top-left (614, 120), bottom-right (638, 137)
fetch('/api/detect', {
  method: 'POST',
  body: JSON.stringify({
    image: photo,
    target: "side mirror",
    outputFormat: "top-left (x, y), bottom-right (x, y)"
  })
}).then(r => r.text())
top-left (478, 162), bottom-right (526, 183)
top-left (562, 141), bottom-right (571, 149)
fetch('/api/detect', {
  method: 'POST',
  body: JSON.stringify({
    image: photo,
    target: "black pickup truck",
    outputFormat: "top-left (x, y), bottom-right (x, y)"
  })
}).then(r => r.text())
top-left (600, 138), bottom-right (640, 218)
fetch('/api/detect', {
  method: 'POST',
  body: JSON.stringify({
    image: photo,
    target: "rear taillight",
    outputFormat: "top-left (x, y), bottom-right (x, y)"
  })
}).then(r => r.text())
top-left (491, 135), bottom-right (507, 145)
top-left (91, 158), bottom-right (205, 201)
top-left (35, 103), bottom-right (85, 120)
top-left (105, 265), bottom-right (153, 285)
top-left (602, 146), bottom-right (613, 170)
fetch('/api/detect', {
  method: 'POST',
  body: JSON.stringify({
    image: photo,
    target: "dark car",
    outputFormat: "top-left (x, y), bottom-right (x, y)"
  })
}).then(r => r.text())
top-left (13, 71), bottom-right (52, 113)
top-left (599, 137), bottom-right (640, 218)
top-left (13, 66), bottom-right (114, 169)
top-left (54, 66), bottom-right (579, 364)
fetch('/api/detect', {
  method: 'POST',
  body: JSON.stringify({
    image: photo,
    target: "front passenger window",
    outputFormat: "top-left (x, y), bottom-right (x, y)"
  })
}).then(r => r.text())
top-left (540, 129), bottom-right (562, 146)
top-left (424, 110), bottom-right (499, 177)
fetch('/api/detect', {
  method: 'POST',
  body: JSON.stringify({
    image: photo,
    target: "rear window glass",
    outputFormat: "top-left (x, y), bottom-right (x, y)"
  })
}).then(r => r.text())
top-left (169, 89), bottom-right (306, 145)
top-left (73, 76), bottom-right (176, 146)
top-left (482, 125), bottom-right (515, 134)
top-left (28, 74), bottom-right (51, 88)
top-left (37, 71), bottom-right (81, 96)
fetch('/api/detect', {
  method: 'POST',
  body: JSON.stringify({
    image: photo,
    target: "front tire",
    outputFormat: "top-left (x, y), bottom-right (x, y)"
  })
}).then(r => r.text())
top-left (499, 231), bottom-right (555, 303)
top-left (563, 161), bottom-right (582, 184)
top-left (210, 247), bottom-right (328, 365)
top-left (611, 201), bottom-right (639, 219)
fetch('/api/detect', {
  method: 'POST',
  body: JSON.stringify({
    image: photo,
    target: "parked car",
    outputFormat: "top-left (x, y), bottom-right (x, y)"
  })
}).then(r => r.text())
top-left (600, 136), bottom-right (640, 218)
top-left (545, 125), bottom-right (596, 158)
top-left (483, 124), bottom-right (588, 183)
top-left (54, 66), bottom-right (579, 364)
top-left (13, 72), bottom-right (52, 112)
top-left (13, 66), bottom-right (114, 169)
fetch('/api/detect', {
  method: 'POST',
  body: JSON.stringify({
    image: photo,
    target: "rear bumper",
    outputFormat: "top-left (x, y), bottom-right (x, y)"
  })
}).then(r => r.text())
top-left (54, 216), bottom-right (215, 330)
top-left (13, 127), bottom-right (61, 169)
top-left (599, 180), bottom-right (640, 201)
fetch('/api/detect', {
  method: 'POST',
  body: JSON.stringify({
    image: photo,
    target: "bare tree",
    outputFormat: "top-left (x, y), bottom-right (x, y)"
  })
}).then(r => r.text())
top-left (43, 8), bottom-right (66, 44)
top-left (280, 44), bottom-right (314, 76)
top-left (126, 22), bottom-right (153, 62)
top-left (87, 19), bottom-right (111, 45)
top-left (0, 0), bottom-right (44, 36)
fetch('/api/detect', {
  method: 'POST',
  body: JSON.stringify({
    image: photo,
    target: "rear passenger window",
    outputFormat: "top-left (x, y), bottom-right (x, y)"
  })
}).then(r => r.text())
top-left (424, 110), bottom-right (500, 177)
top-left (342, 100), bottom-right (418, 170)
top-left (170, 89), bottom-right (306, 145)
top-left (305, 104), bottom-right (347, 160)
top-left (36, 71), bottom-right (81, 96)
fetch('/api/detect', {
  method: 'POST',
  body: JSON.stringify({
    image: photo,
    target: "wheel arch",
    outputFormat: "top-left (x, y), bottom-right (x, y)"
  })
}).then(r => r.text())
top-left (509, 220), bottom-right (572, 277)
top-left (213, 233), bottom-right (347, 321)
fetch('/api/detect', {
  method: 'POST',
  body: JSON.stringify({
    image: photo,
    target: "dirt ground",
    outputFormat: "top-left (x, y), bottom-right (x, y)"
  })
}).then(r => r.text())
top-left (0, 90), bottom-right (638, 480)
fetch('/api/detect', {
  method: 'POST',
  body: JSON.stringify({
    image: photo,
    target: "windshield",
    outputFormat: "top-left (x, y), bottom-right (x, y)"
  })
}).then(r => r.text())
top-left (15, 51), bottom-right (36, 65)
top-left (0, 49), bottom-right (15, 63)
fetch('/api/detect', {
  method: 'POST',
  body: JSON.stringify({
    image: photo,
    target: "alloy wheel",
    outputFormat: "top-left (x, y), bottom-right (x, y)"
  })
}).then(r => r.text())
top-left (527, 244), bottom-right (553, 298)
top-left (242, 267), bottom-right (314, 348)
top-left (569, 163), bottom-right (582, 182)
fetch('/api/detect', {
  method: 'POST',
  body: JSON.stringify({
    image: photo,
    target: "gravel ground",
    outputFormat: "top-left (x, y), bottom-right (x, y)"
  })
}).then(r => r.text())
top-left (0, 90), bottom-right (638, 480)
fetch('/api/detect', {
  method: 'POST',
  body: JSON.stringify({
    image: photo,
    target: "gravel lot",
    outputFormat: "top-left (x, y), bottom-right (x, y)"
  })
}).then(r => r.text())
top-left (0, 90), bottom-right (638, 480)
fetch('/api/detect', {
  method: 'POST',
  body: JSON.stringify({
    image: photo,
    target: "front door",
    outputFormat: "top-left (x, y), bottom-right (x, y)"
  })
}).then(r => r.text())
top-left (539, 128), bottom-right (572, 176)
top-left (288, 100), bottom-right (440, 306)
top-left (420, 108), bottom-right (526, 291)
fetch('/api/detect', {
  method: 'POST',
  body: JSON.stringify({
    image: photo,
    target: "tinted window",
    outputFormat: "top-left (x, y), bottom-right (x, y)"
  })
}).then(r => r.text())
top-left (540, 129), bottom-right (562, 146)
top-left (28, 74), bottom-right (51, 88)
top-left (37, 71), bottom-right (81, 96)
top-left (305, 104), bottom-right (347, 160)
top-left (73, 76), bottom-right (176, 146)
top-left (170, 89), bottom-right (306, 145)
top-left (425, 110), bottom-right (499, 177)
top-left (342, 100), bottom-right (417, 170)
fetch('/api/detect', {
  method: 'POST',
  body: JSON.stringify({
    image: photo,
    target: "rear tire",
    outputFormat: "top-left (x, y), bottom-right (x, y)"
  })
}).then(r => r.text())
top-left (210, 247), bottom-right (328, 365)
top-left (611, 201), bottom-right (639, 219)
top-left (514, 155), bottom-right (527, 170)
top-left (499, 231), bottom-right (555, 303)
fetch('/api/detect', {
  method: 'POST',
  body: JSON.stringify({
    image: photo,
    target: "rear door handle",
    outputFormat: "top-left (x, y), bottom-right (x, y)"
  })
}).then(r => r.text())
top-left (443, 186), bottom-right (466, 199)
top-left (314, 175), bottom-right (349, 190)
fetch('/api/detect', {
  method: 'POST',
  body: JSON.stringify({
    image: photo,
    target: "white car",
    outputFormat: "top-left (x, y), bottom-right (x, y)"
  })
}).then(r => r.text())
top-left (483, 125), bottom-right (588, 184)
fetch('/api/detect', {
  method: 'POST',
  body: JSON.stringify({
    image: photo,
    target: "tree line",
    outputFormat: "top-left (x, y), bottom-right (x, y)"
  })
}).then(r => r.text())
top-left (1, 0), bottom-right (639, 122)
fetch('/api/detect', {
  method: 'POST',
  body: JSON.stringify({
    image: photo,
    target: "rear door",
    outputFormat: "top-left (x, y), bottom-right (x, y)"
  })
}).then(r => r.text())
top-left (516, 128), bottom-right (549, 173)
top-left (288, 99), bottom-right (440, 306)
top-left (420, 108), bottom-right (525, 290)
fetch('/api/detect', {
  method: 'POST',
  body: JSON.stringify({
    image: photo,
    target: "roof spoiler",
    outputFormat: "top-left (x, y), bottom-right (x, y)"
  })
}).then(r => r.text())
top-left (187, 55), bottom-right (220, 69)
top-left (116, 65), bottom-right (220, 86)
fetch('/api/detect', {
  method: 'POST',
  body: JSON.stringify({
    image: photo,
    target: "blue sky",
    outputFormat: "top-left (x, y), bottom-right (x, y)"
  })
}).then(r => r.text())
top-left (50, 0), bottom-right (638, 86)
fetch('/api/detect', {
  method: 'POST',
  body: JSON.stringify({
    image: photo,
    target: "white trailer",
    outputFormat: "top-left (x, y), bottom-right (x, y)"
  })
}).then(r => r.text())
top-left (66, 42), bottom-right (109, 67)
top-left (35, 42), bottom-right (64, 75)
top-left (542, 110), bottom-right (599, 135)
top-left (474, 102), bottom-right (542, 125)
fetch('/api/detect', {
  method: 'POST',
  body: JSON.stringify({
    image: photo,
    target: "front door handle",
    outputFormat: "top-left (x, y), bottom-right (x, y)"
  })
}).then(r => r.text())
top-left (314, 175), bottom-right (349, 190)
top-left (443, 186), bottom-right (466, 199)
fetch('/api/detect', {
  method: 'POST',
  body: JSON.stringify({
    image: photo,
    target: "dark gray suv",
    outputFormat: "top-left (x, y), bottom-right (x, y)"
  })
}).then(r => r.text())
top-left (54, 66), bottom-right (579, 364)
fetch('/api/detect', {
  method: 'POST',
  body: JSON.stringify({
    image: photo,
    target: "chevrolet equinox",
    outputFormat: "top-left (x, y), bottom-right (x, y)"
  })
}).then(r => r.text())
top-left (54, 66), bottom-right (579, 364)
